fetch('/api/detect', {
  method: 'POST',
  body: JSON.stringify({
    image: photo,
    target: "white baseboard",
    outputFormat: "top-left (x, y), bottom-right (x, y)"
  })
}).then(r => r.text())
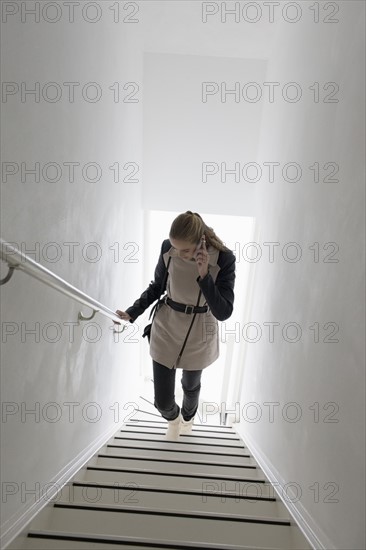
top-left (232, 422), bottom-right (336, 550)
top-left (1, 396), bottom-right (139, 550)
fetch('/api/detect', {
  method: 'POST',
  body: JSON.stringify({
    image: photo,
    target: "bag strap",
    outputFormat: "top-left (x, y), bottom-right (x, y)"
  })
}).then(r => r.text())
top-left (176, 288), bottom-right (202, 361)
top-left (149, 252), bottom-right (203, 364)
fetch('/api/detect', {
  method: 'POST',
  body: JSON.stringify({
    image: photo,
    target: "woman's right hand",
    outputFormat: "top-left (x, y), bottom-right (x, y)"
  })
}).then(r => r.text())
top-left (114, 310), bottom-right (133, 324)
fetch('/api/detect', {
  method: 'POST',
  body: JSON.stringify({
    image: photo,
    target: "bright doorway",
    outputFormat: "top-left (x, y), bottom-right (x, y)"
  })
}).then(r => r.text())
top-left (140, 210), bottom-right (258, 425)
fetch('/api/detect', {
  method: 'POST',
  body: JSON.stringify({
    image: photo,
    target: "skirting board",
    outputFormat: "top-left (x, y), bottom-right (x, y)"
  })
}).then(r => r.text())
top-left (232, 422), bottom-right (335, 550)
top-left (1, 392), bottom-right (140, 550)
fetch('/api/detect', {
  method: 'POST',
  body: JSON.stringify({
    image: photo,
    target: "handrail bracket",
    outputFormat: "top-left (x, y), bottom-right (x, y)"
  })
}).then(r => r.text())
top-left (78, 309), bottom-right (98, 323)
top-left (0, 265), bottom-right (17, 285)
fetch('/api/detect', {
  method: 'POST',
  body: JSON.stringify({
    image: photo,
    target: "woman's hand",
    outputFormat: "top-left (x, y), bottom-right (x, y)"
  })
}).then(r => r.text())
top-left (194, 235), bottom-right (209, 279)
top-left (113, 310), bottom-right (132, 324)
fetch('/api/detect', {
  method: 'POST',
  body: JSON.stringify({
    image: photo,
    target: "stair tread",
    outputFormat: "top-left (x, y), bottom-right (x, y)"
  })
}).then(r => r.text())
top-left (89, 456), bottom-right (265, 480)
top-left (75, 469), bottom-right (276, 497)
top-left (100, 444), bottom-right (256, 466)
top-left (110, 435), bottom-right (247, 452)
top-left (5, 534), bottom-right (182, 550)
top-left (128, 415), bottom-right (238, 433)
top-left (126, 424), bottom-right (238, 433)
top-left (9, 532), bottom-right (299, 550)
top-left (26, 507), bottom-right (308, 549)
top-left (118, 429), bottom-right (245, 446)
top-left (55, 484), bottom-right (291, 519)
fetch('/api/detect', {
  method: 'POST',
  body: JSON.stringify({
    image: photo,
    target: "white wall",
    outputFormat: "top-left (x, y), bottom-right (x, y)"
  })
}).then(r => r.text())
top-left (0, 7), bottom-right (145, 545)
top-left (236, 7), bottom-right (365, 550)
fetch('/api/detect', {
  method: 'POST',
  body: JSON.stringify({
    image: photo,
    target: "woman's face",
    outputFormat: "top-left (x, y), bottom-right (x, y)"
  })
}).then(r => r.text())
top-left (170, 238), bottom-right (199, 261)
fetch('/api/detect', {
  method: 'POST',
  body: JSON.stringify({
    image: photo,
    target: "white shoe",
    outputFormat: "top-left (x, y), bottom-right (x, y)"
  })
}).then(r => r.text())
top-left (164, 412), bottom-right (183, 440)
top-left (180, 416), bottom-right (195, 435)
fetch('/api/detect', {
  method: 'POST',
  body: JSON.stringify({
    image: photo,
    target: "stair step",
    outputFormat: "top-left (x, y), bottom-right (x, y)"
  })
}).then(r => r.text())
top-left (125, 419), bottom-right (238, 434)
top-left (55, 483), bottom-right (290, 519)
top-left (119, 426), bottom-right (244, 447)
top-left (112, 434), bottom-right (246, 452)
top-left (74, 468), bottom-right (275, 498)
top-left (25, 506), bottom-right (307, 549)
top-left (88, 455), bottom-right (265, 481)
top-left (100, 444), bottom-right (256, 467)
top-left (114, 431), bottom-right (246, 448)
top-left (8, 532), bottom-right (293, 550)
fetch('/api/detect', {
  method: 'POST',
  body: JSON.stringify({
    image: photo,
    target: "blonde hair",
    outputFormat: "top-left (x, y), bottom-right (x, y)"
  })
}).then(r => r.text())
top-left (169, 211), bottom-right (231, 252)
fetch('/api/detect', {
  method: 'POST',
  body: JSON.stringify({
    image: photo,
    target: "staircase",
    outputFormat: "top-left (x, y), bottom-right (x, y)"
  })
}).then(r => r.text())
top-left (7, 396), bottom-right (313, 550)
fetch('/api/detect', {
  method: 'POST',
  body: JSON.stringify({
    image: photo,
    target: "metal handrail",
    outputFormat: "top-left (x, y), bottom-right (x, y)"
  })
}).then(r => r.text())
top-left (0, 238), bottom-right (127, 332)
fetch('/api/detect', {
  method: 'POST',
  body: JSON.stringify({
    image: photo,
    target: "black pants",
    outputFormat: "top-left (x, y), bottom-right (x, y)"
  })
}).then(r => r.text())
top-left (152, 360), bottom-right (203, 422)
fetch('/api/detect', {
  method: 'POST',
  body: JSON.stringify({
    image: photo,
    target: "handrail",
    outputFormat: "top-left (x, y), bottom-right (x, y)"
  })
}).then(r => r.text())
top-left (0, 238), bottom-right (127, 332)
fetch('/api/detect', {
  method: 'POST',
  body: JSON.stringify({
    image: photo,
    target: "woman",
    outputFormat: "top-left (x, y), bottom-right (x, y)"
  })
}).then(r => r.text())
top-left (115, 211), bottom-right (236, 440)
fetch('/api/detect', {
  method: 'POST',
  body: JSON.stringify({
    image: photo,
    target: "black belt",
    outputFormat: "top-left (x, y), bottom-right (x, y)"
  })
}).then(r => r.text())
top-left (164, 296), bottom-right (209, 314)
